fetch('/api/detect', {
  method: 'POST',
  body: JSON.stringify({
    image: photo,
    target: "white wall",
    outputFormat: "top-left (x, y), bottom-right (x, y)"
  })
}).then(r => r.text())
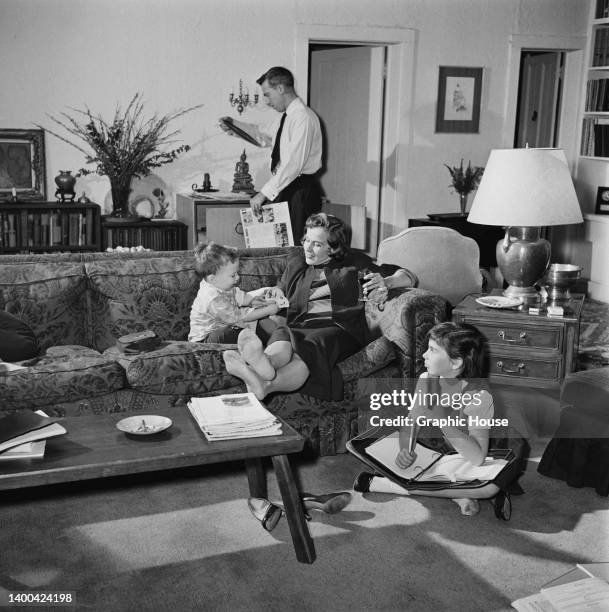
top-left (0, 0), bottom-right (589, 225)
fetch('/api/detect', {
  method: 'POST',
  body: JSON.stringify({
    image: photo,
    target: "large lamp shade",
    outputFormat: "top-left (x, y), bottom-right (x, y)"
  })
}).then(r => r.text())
top-left (468, 148), bottom-right (583, 299)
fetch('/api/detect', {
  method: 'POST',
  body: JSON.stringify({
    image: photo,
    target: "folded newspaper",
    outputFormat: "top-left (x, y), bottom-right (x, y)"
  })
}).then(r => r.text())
top-left (188, 393), bottom-right (282, 441)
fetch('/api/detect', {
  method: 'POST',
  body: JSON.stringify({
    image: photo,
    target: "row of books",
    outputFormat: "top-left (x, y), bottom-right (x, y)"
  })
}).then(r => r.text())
top-left (104, 226), bottom-right (184, 251)
top-left (592, 26), bottom-right (609, 67)
top-left (580, 117), bottom-right (609, 156)
top-left (0, 410), bottom-right (67, 460)
top-left (596, 0), bottom-right (609, 19)
top-left (188, 393), bottom-right (282, 441)
top-left (585, 78), bottom-right (609, 112)
top-left (0, 209), bottom-right (98, 250)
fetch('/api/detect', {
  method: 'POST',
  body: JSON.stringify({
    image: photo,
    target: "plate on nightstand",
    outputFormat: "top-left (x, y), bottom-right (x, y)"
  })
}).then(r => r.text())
top-left (476, 296), bottom-right (523, 309)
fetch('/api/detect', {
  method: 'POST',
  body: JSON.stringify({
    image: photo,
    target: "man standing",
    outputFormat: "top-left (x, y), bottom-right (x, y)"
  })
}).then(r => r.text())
top-left (220, 66), bottom-right (323, 242)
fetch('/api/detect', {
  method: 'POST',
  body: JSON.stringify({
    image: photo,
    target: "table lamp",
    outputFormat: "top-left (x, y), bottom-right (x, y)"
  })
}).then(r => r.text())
top-left (467, 148), bottom-right (583, 300)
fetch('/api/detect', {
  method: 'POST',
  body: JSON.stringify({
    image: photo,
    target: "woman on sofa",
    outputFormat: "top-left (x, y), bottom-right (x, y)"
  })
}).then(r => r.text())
top-left (223, 212), bottom-right (417, 400)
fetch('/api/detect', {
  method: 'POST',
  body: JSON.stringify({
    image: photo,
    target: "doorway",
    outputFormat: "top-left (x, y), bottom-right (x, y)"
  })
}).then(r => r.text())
top-left (514, 50), bottom-right (565, 148)
top-left (308, 44), bottom-right (387, 253)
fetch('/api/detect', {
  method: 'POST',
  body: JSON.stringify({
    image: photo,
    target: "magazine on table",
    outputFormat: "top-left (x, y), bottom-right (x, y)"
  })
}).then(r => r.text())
top-left (188, 393), bottom-right (282, 441)
top-left (240, 201), bottom-right (294, 248)
top-left (0, 410), bottom-right (65, 457)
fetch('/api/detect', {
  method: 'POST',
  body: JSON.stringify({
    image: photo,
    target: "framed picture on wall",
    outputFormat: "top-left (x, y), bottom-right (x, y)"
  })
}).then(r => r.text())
top-left (0, 129), bottom-right (46, 201)
top-left (595, 186), bottom-right (609, 214)
top-left (435, 66), bottom-right (483, 134)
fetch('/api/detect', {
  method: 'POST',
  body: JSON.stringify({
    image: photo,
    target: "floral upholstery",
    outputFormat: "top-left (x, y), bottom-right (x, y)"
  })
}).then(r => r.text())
top-left (103, 341), bottom-right (243, 396)
top-left (0, 259), bottom-right (88, 350)
top-left (0, 248), bottom-right (450, 455)
top-left (0, 345), bottom-right (125, 411)
top-left (86, 255), bottom-right (199, 350)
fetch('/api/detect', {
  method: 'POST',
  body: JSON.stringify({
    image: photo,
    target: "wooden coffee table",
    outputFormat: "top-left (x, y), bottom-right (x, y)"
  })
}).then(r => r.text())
top-left (0, 407), bottom-right (316, 564)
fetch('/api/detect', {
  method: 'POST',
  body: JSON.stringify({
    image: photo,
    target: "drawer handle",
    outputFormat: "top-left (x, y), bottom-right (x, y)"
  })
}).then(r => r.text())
top-left (235, 222), bottom-right (244, 235)
top-left (496, 361), bottom-right (525, 374)
top-left (497, 330), bottom-right (527, 343)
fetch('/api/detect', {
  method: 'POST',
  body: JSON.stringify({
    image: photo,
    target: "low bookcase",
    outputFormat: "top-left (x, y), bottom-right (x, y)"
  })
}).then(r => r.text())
top-left (0, 201), bottom-right (102, 253)
top-left (101, 219), bottom-right (187, 251)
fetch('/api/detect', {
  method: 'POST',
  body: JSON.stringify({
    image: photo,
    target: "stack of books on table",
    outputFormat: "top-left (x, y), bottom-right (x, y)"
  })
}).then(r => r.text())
top-left (188, 393), bottom-right (282, 441)
top-left (0, 410), bottom-right (67, 460)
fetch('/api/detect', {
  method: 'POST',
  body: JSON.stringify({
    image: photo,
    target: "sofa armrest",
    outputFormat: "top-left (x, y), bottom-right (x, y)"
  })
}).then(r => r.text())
top-left (366, 288), bottom-right (450, 383)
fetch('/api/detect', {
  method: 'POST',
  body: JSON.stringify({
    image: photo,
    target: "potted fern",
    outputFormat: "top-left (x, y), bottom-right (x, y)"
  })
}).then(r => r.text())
top-left (38, 94), bottom-right (203, 219)
top-left (444, 158), bottom-right (484, 215)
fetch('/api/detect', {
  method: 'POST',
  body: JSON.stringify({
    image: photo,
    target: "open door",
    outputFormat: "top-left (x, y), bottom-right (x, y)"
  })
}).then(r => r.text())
top-left (309, 45), bottom-right (385, 252)
top-left (514, 51), bottom-right (564, 148)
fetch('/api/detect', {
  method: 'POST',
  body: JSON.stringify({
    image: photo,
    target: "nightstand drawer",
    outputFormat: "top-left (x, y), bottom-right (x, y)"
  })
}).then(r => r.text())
top-left (489, 353), bottom-right (561, 382)
top-left (452, 292), bottom-right (584, 391)
top-left (471, 321), bottom-right (562, 351)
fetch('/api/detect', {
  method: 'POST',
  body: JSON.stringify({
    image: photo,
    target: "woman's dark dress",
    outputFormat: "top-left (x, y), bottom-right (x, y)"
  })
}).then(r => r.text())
top-left (262, 249), bottom-right (402, 401)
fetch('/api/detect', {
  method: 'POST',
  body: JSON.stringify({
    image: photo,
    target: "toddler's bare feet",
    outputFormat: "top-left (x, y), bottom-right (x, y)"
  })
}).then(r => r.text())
top-left (223, 350), bottom-right (267, 400)
top-left (453, 498), bottom-right (480, 516)
top-left (237, 329), bottom-right (275, 380)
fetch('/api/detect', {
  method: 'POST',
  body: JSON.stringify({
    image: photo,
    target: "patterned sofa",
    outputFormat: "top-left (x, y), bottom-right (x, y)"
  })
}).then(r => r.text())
top-left (0, 248), bottom-right (449, 455)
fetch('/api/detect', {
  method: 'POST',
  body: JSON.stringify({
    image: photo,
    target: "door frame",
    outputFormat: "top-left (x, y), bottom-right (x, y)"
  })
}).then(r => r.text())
top-left (295, 25), bottom-right (416, 250)
top-left (503, 34), bottom-right (586, 165)
top-left (515, 51), bottom-right (563, 148)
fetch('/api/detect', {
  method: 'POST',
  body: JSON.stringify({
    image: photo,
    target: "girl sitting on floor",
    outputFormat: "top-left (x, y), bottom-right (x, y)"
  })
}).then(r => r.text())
top-left (353, 321), bottom-right (501, 516)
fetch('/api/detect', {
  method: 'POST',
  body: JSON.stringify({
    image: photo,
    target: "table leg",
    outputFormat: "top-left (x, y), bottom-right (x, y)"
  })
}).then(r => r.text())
top-left (272, 454), bottom-right (316, 564)
top-left (245, 457), bottom-right (267, 498)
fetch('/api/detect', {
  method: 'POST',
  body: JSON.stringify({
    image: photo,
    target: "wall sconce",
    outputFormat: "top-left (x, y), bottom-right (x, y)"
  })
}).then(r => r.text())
top-left (229, 80), bottom-right (258, 115)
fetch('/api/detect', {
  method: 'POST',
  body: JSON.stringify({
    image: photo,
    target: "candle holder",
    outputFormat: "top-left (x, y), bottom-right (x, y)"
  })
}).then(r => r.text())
top-left (229, 80), bottom-right (258, 115)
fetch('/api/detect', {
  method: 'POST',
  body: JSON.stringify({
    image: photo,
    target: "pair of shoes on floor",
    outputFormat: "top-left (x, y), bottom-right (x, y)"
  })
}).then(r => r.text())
top-left (247, 497), bottom-right (283, 532)
top-left (301, 491), bottom-right (352, 514)
top-left (353, 472), bottom-right (376, 493)
top-left (247, 491), bottom-right (352, 532)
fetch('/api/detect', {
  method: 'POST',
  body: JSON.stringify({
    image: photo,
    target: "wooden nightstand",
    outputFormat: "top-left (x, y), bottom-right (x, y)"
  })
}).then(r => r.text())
top-left (452, 291), bottom-right (585, 391)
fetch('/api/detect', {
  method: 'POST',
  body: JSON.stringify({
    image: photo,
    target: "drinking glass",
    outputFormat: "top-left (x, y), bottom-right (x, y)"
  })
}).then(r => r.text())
top-left (358, 269), bottom-right (370, 301)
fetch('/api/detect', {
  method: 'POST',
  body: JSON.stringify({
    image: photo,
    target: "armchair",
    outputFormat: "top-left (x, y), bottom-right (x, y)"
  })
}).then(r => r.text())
top-left (377, 226), bottom-right (484, 306)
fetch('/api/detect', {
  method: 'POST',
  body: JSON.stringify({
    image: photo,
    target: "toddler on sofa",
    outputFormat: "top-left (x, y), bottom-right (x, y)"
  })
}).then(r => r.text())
top-left (189, 242), bottom-right (285, 344)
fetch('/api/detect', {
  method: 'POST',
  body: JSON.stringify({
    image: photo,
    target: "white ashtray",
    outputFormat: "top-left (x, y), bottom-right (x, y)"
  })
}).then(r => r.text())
top-left (116, 415), bottom-right (172, 435)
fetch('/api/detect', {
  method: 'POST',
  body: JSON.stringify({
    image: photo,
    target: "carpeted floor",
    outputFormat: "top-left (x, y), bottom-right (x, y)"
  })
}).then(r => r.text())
top-left (0, 298), bottom-right (606, 612)
top-left (0, 435), bottom-right (607, 612)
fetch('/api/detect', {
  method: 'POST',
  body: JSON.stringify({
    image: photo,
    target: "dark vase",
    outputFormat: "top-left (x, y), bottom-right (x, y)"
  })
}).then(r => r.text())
top-left (109, 177), bottom-right (133, 217)
top-left (54, 170), bottom-right (77, 202)
top-left (459, 192), bottom-right (469, 215)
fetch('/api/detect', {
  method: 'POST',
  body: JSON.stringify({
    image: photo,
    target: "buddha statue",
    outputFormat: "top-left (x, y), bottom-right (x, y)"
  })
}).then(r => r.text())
top-left (231, 149), bottom-right (255, 194)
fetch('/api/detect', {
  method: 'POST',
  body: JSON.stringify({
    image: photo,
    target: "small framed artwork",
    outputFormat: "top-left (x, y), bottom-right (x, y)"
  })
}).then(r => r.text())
top-left (595, 186), bottom-right (609, 214)
top-left (0, 129), bottom-right (47, 201)
top-left (435, 66), bottom-right (483, 133)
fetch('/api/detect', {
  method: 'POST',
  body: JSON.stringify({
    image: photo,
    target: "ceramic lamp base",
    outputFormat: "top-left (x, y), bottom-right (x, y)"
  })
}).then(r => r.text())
top-left (496, 227), bottom-right (550, 301)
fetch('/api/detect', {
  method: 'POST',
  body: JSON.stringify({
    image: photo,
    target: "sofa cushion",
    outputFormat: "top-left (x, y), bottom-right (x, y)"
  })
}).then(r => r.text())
top-left (0, 261), bottom-right (88, 350)
top-left (0, 345), bottom-right (125, 412)
top-left (0, 310), bottom-right (39, 362)
top-left (103, 341), bottom-right (242, 395)
top-left (86, 255), bottom-right (200, 351)
top-left (236, 248), bottom-right (298, 291)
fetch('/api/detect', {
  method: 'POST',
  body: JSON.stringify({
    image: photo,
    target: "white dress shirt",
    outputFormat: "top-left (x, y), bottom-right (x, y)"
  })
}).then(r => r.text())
top-left (248, 98), bottom-right (322, 202)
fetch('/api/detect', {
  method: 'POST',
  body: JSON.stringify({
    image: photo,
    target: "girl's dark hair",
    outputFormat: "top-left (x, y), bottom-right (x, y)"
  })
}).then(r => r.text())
top-left (428, 321), bottom-right (489, 379)
top-left (303, 212), bottom-right (351, 259)
top-left (193, 242), bottom-right (239, 277)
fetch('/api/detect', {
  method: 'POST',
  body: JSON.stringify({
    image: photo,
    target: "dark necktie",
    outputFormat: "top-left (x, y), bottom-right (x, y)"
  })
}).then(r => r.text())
top-left (270, 112), bottom-right (287, 173)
